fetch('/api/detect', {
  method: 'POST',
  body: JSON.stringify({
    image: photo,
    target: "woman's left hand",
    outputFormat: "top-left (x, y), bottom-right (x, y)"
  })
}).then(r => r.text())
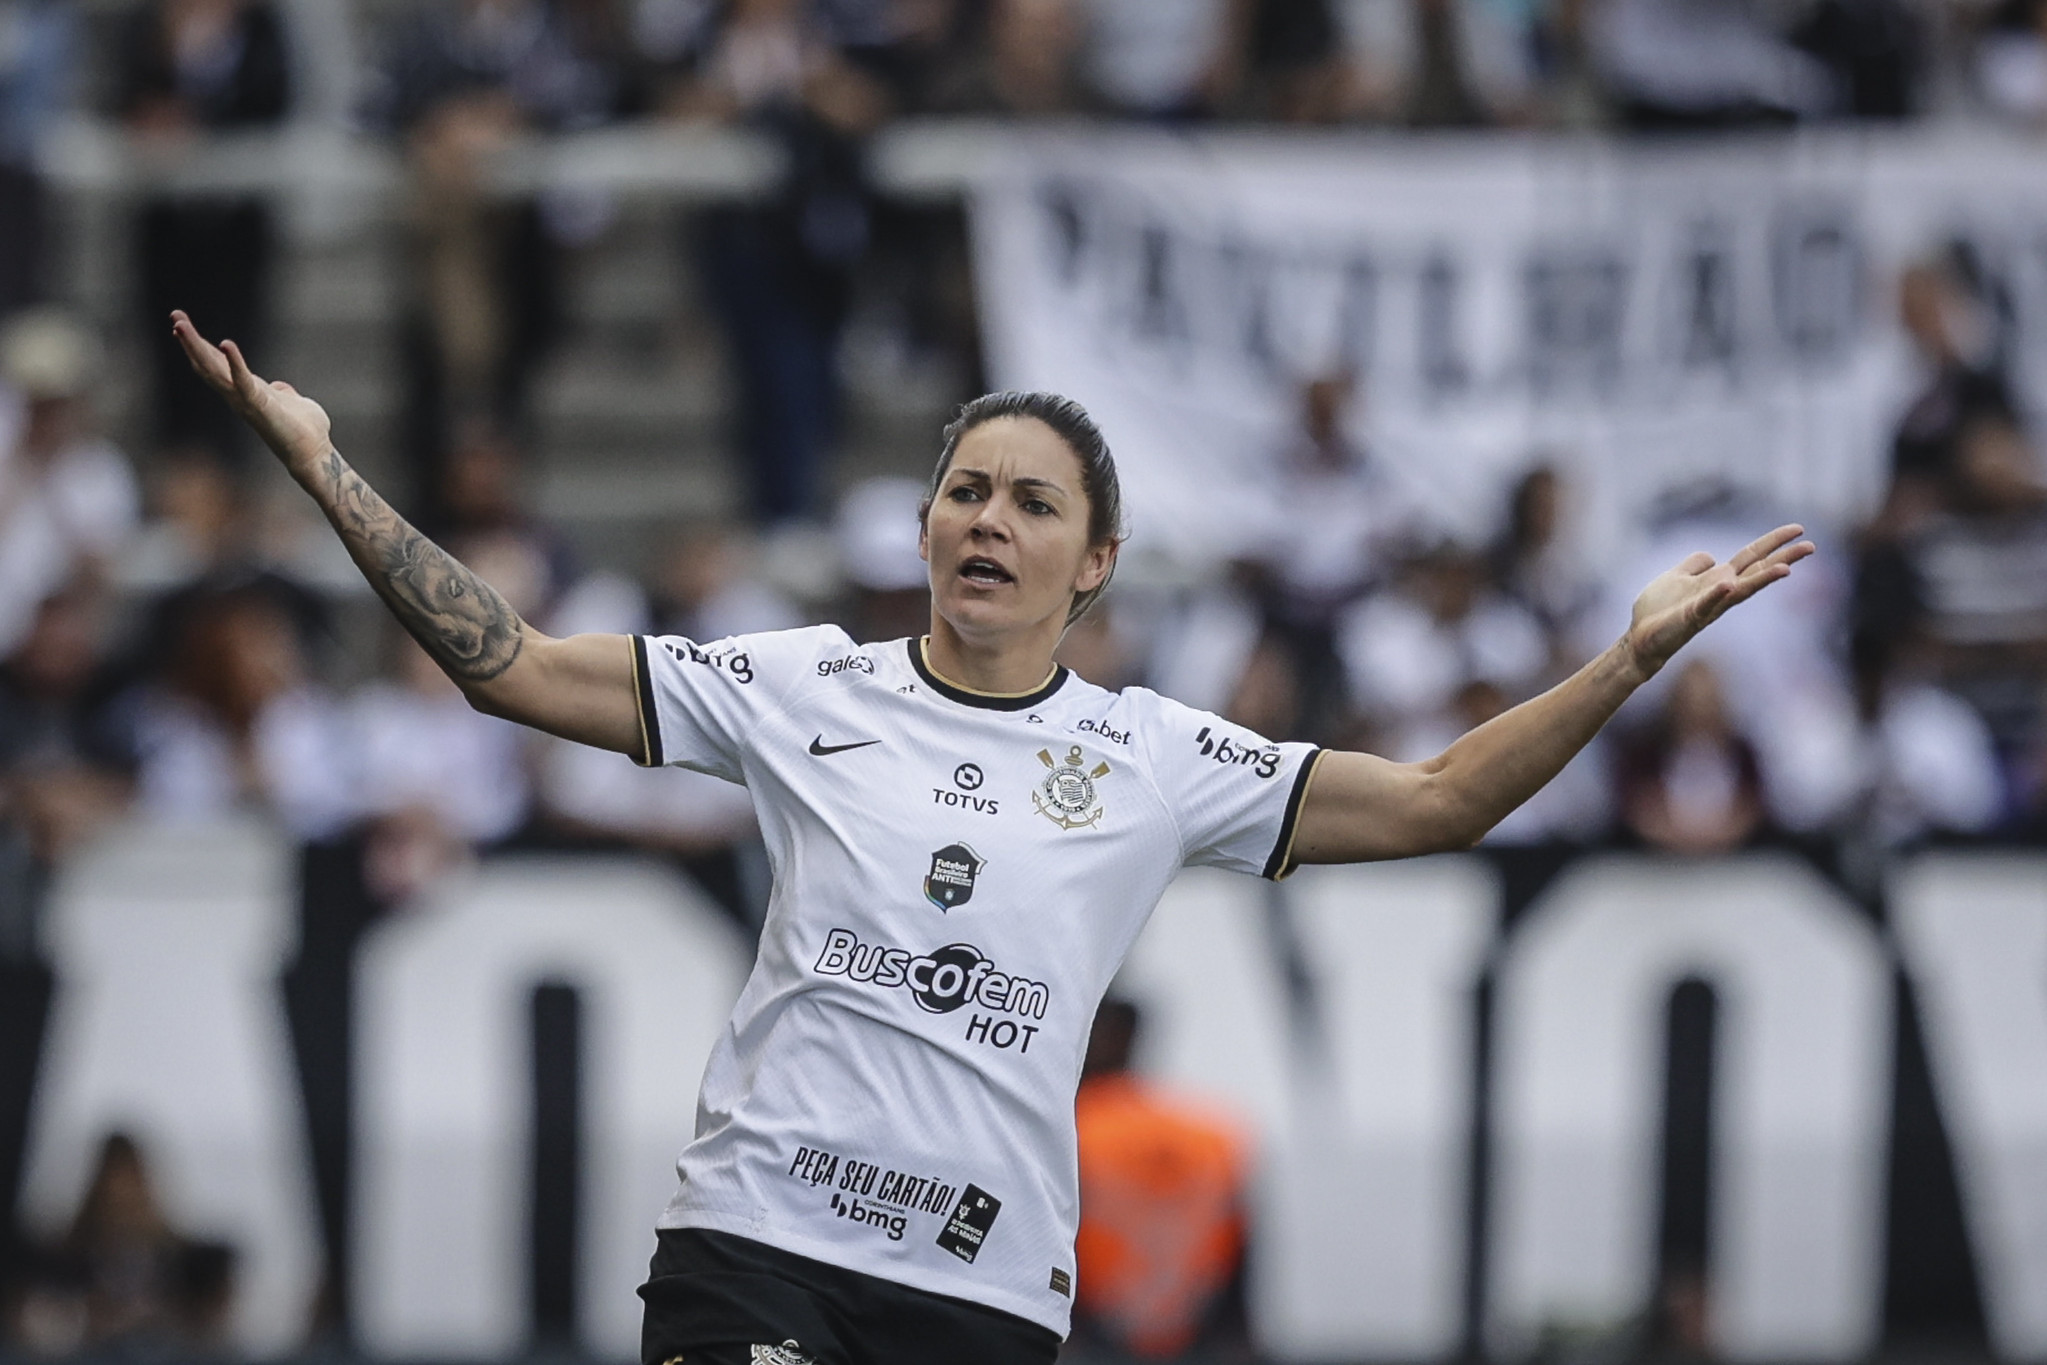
top-left (1623, 524), bottom-right (1815, 680)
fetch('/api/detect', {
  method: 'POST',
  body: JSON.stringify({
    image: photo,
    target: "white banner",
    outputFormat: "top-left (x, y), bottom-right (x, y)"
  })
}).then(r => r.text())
top-left (970, 128), bottom-right (2047, 571)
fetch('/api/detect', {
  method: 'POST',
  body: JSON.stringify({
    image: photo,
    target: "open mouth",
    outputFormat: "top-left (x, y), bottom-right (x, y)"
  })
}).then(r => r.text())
top-left (958, 556), bottom-right (1015, 587)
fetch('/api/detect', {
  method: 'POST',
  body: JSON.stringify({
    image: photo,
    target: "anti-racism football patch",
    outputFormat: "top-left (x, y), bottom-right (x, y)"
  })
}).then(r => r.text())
top-left (924, 843), bottom-right (985, 911)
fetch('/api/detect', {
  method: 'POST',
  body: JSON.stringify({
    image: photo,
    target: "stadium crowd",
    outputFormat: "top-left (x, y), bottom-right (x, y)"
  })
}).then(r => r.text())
top-left (0, 0), bottom-right (2044, 1360)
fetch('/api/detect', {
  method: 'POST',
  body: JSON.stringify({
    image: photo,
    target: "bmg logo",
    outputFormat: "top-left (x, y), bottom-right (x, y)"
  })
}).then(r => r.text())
top-left (831, 1191), bottom-right (907, 1241)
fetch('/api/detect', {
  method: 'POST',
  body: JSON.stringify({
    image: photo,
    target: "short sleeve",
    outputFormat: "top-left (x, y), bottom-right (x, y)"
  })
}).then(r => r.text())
top-left (631, 625), bottom-right (841, 781)
top-left (1129, 691), bottom-right (1324, 880)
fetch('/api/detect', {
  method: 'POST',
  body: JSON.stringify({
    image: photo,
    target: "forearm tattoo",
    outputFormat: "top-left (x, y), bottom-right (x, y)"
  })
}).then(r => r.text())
top-left (317, 447), bottom-right (525, 682)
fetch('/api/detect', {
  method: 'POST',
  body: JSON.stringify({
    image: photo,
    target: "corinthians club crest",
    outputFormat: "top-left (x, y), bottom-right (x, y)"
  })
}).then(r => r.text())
top-left (924, 843), bottom-right (985, 912)
top-left (1033, 746), bottom-right (1110, 830)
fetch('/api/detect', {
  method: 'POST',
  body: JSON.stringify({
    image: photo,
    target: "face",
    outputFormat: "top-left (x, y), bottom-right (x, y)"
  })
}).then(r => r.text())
top-left (919, 417), bottom-right (1113, 642)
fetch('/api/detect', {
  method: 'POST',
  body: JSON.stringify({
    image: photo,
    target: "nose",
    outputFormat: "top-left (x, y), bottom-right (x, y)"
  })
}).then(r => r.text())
top-left (968, 497), bottom-right (1011, 543)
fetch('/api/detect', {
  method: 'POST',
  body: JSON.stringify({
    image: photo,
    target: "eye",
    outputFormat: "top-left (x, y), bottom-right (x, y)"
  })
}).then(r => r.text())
top-left (948, 484), bottom-right (982, 503)
top-left (1023, 498), bottom-right (1054, 516)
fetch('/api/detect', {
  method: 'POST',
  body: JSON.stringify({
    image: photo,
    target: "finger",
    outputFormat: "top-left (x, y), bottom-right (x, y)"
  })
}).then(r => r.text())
top-left (1729, 524), bottom-right (1804, 574)
top-left (1676, 550), bottom-right (1716, 576)
top-left (1736, 538), bottom-right (1816, 585)
top-left (220, 339), bottom-right (266, 403)
top-left (1721, 560), bottom-right (1796, 609)
top-left (170, 312), bottom-right (234, 391)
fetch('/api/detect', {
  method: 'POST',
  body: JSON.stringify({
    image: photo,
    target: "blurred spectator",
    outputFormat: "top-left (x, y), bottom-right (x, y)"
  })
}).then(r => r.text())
top-left (535, 562), bottom-right (764, 925)
top-left (1057, 604), bottom-right (1143, 693)
top-left (672, 0), bottom-right (889, 527)
top-left (367, 0), bottom-right (635, 495)
top-left (1884, 253), bottom-right (2015, 514)
top-left (11, 1132), bottom-right (234, 1354)
top-left (1076, 0), bottom-right (1247, 117)
top-left (1486, 463), bottom-right (1599, 662)
top-left (1894, 414), bottom-right (2047, 773)
top-left (1588, 0), bottom-right (1834, 125)
top-left (1337, 544), bottom-right (1549, 756)
top-left (1248, 375), bottom-right (1427, 739)
top-left (0, 0), bottom-right (75, 316)
top-left (837, 475), bottom-right (929, 641)
top-left (1976, 0), bottom-right (2047, 119)
top-left (1072, 998), bottom-right (1249, 1359)
top-left (115, 444), bottom-right (252, 594)
top-left (127, 586), bottom-right (355, 840)
top-left (1618, 657), bottom-right (1768, 855)
top-left (934, 0), bottom-right (1090, 113)
top-left (0, 311), bottom-right (141, 661)
top-left (1839, 627), bottom-right (2003, 844)
top-left (1241, 0), bottom-right (1351, 121)
top-left (434, 421), bottom-right (578, 623)
top-left (116, 0), bottom-right (292, 462)
top-left (650, 518), bottom-right (802, 641)
top-left (351, 630), bottom-right (532, 905)
top-left (0, 588), bottom-right (134, 869)
top-left (1338, 0), bottom-right (1539, 124)
top-left (1789, 0), bottom-right (1922, 117)
top-left (1399, 678), bottom-right (1616, 841)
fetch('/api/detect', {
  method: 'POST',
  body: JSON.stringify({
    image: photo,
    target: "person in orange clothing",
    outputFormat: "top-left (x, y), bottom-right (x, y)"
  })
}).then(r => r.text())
top-left (1073, 999), bottom-right (1250, 1359)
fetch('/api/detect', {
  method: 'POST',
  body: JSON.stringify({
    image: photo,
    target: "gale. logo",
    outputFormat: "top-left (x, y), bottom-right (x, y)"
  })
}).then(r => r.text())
top-left (1033, 745), bottom-right (1110, 830)
top-left (924, 843), bottom-right (985, 912)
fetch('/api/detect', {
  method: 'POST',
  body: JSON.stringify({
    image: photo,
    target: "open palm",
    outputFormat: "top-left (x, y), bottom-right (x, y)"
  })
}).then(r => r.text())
top-left (1626, 524), bottom-right (1815, 677)
top-left (170, 310), bottom-right (331, 472)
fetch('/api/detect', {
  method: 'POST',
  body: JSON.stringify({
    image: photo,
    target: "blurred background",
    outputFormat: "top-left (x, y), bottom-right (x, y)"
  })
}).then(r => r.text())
top-left (1, 0), bottom-right (2046, 1361)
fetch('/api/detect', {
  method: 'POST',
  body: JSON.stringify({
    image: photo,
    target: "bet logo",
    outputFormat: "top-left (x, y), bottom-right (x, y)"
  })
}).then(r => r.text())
top-left (953, 763), bottom-right (983, 791)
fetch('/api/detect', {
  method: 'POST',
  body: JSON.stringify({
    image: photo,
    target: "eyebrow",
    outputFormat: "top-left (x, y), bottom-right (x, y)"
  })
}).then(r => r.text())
top-left (949, 467), bottom-right (1069, 495)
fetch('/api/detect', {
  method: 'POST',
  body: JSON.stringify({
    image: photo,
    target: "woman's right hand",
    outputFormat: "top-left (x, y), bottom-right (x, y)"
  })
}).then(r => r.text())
top-left (171, 310), bottom-right (332, 474)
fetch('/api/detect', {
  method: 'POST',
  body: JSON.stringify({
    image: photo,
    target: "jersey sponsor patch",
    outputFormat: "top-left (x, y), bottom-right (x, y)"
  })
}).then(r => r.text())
top-left (1033, 745), bottom-right (1110, 830)
top-left (936, 1184), bottom-right (1003, 1264)
top-left (924, 843), bottom-right (985, 911)
top-left (811, 929), bottom-right (1050, 1020)
top-left (1050, 1267), bottom-right (1072, 1297)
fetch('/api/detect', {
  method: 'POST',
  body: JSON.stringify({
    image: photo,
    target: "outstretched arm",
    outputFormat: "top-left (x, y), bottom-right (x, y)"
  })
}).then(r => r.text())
top-left (170, 312), bottom-right (645, 757)
top-left (1291, 525), bottom-right (1814, 863)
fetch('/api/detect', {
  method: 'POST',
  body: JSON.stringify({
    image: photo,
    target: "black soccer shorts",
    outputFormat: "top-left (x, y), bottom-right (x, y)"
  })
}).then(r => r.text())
top-left (639, 1227), bottom-right (1062, 1365)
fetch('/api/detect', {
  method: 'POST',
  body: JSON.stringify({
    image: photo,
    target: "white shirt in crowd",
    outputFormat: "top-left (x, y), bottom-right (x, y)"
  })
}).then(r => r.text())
top-left (0, 403), bottom-right (139, 657)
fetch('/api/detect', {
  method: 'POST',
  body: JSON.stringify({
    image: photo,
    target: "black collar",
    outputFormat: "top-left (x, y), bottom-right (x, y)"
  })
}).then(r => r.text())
top-left (907, 638), bottom-right (1069, 711)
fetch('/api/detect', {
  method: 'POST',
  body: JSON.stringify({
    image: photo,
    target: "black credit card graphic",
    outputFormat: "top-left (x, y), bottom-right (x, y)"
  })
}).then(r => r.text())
top-left (935, 1184), bottom-right (1001, 1263)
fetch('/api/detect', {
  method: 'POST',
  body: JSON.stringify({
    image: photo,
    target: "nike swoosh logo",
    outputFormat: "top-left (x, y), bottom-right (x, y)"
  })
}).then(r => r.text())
top-left (809, 735), bottom-right (881, 756)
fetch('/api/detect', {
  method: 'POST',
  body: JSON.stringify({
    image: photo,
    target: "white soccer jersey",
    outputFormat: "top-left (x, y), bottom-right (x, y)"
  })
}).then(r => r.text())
top-left (632, 625), bottom-right (1321, 1335)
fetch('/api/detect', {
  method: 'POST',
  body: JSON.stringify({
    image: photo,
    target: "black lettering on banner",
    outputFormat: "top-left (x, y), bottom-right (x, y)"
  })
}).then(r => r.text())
top-left (1135, 224), bottom-right (1189, 345)
top-left (1218, 238), bottom-right (1280, 375)
top-left (937, 1185), bottom-right (1003, 1264)
top-left (1418, 253), bottom-right (1469, 397)
top-left (1773, 206), bottom-right (1861, 365)
top-left (1525, 248), bottom-right (1628, 396)
top-left (1038, 179), bottom-right (1088, 282)
top-left (1679, 223), bottom-right (1739, 372)
top-left (1336, 255), bottom-right (1378, 375)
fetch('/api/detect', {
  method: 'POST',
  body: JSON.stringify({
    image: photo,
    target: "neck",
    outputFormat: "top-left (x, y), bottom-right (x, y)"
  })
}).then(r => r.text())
top-left (923, 615), bottom-right (1061, 696)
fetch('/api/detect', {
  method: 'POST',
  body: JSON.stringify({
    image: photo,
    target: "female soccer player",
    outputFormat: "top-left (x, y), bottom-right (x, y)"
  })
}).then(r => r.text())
top-left (173, 311), bottom-right (1810, 1365)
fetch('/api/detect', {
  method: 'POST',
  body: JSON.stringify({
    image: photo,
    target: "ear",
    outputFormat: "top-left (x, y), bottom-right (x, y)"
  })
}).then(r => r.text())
top-left (1074, 538), bottom-right (1117, 594)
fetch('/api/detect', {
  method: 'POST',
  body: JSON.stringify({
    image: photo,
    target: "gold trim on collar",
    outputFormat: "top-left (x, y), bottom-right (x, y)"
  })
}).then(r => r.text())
top-left (918, 636), bottom-right (1059, 698)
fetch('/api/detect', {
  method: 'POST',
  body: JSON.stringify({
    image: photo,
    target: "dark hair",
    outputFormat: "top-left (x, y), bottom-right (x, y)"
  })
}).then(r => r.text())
top-left (921, 391), bottom-right (1125, 624)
